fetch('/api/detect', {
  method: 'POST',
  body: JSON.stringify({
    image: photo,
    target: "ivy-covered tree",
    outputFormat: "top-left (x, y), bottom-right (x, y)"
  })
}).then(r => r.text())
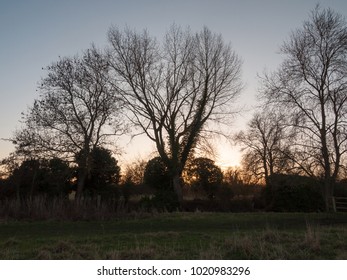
top-left (108, 25), bottom-right (242, 204)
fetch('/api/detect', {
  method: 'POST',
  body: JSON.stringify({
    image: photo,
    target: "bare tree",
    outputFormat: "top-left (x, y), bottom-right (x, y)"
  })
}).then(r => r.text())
top-left (261, 6), bottom-right (347, 210)
top-left (122, 158), bottom-right (147, 185)
top-left (234, 111), bottom-right (293, 185)
top-left (15, 46), bottom-right (125, 198)
top-left (108, 25), bottom-right (242, 203)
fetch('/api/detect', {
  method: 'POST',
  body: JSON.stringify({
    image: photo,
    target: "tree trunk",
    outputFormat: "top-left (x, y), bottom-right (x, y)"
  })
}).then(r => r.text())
top-left (76, 166), bottom-right (88, 201)
top-left (75, 145), bottom-right (91, 201)
top-left (29, 169), bottom-right (38, 199)
top-left (323, 178), bottom-right (334, 212)
top-left (172, 173), bottom-right (183, 206)
top-left (322, 145), bottom-right (333, 212)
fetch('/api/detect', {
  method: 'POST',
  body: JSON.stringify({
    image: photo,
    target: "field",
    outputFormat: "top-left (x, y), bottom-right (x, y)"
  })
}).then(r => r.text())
top-left (0, 212), bottom-right (346, 259)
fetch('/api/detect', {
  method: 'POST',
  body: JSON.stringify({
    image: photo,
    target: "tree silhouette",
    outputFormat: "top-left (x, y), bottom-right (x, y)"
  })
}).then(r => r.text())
top-left (262, 6), bottom-right (347, 210)
top-left (143, 157), bottom-right (171, 190)
top-left (234, 110), bottom-right (293, 185)
top-left (77, 147), bottom-right (120, 196)
top-left (14, 46), bottom-right (125, 198)
top-left (108, 25), bottom-right (242, 204)
top-left (9, 158), bottom-right (72, 199)
top-left (122, 158), bottom-right (147, 185)
top-left (185, 157), bottom-right (223, 200)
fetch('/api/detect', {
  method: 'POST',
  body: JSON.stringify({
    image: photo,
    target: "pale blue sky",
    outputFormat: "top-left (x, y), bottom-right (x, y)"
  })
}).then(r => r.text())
top-left (1, 0), bottom-right (346, 166)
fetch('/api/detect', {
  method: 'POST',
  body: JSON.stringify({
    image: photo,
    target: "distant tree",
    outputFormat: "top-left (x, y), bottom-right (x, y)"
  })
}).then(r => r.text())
top-left (234, 111), bottom-right (293, 185)
top-left (39, 158), bottom-right (73, 197)
top-left (185, 157), bottom-right (223, 200)
top-left (261, 6), bottom-right (347, 210)
top-left (122, 158), bottom-right (147, 185)
top-left (223, 166), bottom-right (243, 187)
top-left (143, 156), bottom-right (179, 211)
top-left (266, 174), bottom-right (324, 212)
top-left (77, 147), bottom-right (120, 196)
top-left (108, 25), bottom-right (242, 204)
top-left (10, 159), bottom-right (41, 199)
top-left (0, 153), bottom-right (20, 181)
top-left (14, 46), bottom-right (125, 199)
top-left (0, 176), bottom-right (15, 200)
top-left (8, 157), bottom-right (72, 199)
top-left (143, 157), bottom-right (171, 190)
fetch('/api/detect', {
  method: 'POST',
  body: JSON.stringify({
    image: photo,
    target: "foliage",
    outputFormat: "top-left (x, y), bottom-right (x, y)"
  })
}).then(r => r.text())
top-left (139, 190), bottom-right (179, 212)
top-left (77, 147), bottom-right (121, 197)
top-left (334, 180), bottom-right (347, 197)
top-left (6, 158), bottom-right (73, 199)
top-left (122, 159), bottom-right (147, 185)
top-left (142, 157), bottom-right (179, 210)
top-left (185, 157), bottom-right (223, 200)
top-left (39, 158), bottom-right (74, 197)
top-left (223, 167), bottom-right (244, 187)
top-left (0, 178), bottom-right (16, 200)
top-left (265, 174), bottom-right (325, 212)
top-left (143, 157), bottom-right (171, 190)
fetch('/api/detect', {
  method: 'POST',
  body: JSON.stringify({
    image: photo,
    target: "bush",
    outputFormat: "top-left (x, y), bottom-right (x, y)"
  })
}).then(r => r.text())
top-left (185, 157), bottom-right (223, 200)
top-left (229, 197), bottom-right (255, 212)
top-left (0, 179), bottom-right (16, 200)
top-left (334, 180), bottom-right (347, 197)
top-left (142, 157), bottom-right (180, 211)
top-left (143, 157), bottom-right (171, 190)
top-left (139, 190), bottom-right (179, 212)
top-left (266, 174), bottom-right (325, 212)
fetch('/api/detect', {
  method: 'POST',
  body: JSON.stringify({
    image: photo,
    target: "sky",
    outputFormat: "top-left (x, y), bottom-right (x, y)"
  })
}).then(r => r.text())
top-left (1, 0), bottom-right (347, 168)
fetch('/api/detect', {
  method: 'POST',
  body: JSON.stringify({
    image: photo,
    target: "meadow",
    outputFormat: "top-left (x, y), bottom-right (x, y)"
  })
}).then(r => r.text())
top-left (0, 212), bottom-right (346, 259)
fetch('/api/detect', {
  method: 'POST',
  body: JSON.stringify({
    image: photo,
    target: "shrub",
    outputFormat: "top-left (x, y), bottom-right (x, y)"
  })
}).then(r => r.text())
top-left (142, 157), bottom-right (180, 211)
top-left (185, 157), bottom-right (223, 200)
top-left (266, 174), bottom-right (325, 212)
top-left (334, 180), bottom-right (347, 197)
top-left (139, 190), bottom-right (179, 212)
top-left (143, 157), bottom-right (171, 190)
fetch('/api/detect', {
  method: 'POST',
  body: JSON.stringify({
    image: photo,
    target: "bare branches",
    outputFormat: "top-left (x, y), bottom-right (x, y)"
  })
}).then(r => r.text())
top-left (108, 25), bottom-right (242, 200)
top-left (234, 110), bottom-right (294, 184)
top-left (260, 6), bottom-right (347, 210)
top-left (14, 47), bottom-right (126, 196)
top-left (16, 46), bottom-right (125, 160)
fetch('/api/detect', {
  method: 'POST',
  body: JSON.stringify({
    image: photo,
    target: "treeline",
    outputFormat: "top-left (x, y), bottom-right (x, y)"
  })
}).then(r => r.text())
top-left (3, 150), bottom-right (346, 216)
top-left (0, 153), bottom-right (261, 213)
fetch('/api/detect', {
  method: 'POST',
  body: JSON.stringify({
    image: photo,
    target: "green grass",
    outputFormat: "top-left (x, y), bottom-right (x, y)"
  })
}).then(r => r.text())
top-left (0, 212), bottom-right (346, 259)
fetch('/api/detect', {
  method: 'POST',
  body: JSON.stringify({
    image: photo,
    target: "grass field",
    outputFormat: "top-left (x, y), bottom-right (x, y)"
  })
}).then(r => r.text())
top-left (0, 212), bottom-right (346, 259)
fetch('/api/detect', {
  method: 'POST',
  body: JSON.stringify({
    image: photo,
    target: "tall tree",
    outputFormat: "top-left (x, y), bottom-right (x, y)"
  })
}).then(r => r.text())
top-left (15, 46), bottom-right (125, 198)
top-left (262, 6), bottom-right (347, 210)
top-left (108, 25), bottom-right (242, 203)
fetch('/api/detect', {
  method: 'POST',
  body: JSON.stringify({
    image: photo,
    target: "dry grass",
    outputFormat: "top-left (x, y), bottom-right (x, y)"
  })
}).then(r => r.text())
top-left (0, 211), bottom-right (346, 259)
top-left (304, 222), bottom-right (321, 252)
top-left (0, 196), bottom-right (133, 221)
